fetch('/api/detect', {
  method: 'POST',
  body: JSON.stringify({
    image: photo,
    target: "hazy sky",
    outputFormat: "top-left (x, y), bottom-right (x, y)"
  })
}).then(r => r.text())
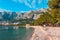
top-left (0, 0), bottom-right (48, 12)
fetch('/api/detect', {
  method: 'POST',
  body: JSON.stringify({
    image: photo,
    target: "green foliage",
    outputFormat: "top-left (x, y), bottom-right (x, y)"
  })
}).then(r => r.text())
top-left (48, 0), bottom-right (60, 9)
top-left (33, 12), bottom-right (57, 25)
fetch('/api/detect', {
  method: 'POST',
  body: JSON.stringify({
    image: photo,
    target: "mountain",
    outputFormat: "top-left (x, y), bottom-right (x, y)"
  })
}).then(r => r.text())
top-left (0, 8), bottom-right (47, 21)
top-left (0, 12), bottom-right (17, 21)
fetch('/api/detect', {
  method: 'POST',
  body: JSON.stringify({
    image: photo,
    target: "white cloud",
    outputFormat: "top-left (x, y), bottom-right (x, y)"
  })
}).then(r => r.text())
top-left (0, 8), bottom-right (11, 12)
top-left (24, 0), bottom-right (32, 8)
top-left (31, 0), bottom-right (36, 8)
top-left (19, 11), bottom-right (29, 13)
top-left (12, 0), bottom-right (42, 9)
top-left (0, 8), bottom-right (12, 16)
top-left (31, 0), bottom-right (42, 8)
top-left (12, 0), bottom-right (38, 8)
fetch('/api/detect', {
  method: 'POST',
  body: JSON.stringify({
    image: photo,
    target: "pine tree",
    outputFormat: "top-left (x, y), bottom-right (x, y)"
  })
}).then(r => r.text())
top-left (48, 0), bottom-right (60, 24)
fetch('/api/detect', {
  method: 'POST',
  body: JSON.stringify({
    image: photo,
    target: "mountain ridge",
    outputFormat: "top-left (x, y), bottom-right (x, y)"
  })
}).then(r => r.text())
top-left (0, 8), bottom-right (47, 21)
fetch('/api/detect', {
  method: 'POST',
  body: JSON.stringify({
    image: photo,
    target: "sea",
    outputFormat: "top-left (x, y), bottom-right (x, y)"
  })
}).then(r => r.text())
top-left (0, 26), bottom-right (34, 40)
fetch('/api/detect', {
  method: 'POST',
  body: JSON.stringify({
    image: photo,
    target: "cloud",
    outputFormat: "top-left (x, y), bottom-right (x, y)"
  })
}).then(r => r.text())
top-left (0, 8), bottom-right (11, 12)
top-left (31, 0), bottom-right (36, 8)
top-left (0, 8), bottom-right (12, 16)
top-left (31, 0), bottom-right (42, 8)
top-left (12, 0), bottom-right (32, 8)
top-left (24, 0), bottom-right (32, 8)
top-left (12, 0), bottom-right (42, 9)
top-left (16, 10), bottom-right (29, 13)
top-left (12, 0), bottom-right (39, 8)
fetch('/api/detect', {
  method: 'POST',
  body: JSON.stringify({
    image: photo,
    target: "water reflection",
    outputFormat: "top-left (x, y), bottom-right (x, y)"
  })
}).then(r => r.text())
top-left (0, 26), bottom-right (34, 40)
top-left (0, 26), bottom-right (19, 30)
top-left (13, 26), bottom-right (19, 29)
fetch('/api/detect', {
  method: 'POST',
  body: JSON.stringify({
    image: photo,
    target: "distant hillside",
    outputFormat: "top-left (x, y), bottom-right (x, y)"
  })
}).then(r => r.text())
top-left (0, 8), bottom-right (47, 21)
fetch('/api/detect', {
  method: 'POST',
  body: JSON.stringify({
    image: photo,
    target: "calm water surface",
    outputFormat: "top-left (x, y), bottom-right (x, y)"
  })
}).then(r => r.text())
top-left (0, 26), bottom-right (34, 40)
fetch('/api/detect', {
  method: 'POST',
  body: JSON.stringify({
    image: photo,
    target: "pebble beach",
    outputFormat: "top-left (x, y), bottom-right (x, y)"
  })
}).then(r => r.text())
top-left (29, 26), bottom-right (60, 40)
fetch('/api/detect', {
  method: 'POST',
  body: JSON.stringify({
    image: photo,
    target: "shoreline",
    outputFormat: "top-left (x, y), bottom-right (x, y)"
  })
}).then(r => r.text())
top-left (0, 25), bottom-right (60, 40)
top-left (29, 26), bottom-right (60, 40)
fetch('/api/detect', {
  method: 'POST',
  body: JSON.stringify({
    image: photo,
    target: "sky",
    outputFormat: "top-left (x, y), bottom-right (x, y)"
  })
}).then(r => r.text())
top-left (0, 0), bottom-right (48, 12)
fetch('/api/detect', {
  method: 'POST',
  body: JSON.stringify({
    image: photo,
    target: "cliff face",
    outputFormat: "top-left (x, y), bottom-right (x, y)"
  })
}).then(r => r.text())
top-left (0, 12), bottom-right (17, 21)
top-left (0, 8), bottom-right (46, 21)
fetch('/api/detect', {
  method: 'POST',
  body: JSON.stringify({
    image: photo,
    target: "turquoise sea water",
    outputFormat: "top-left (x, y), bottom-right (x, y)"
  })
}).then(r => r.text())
top-left (0, 26), bottom-right (34, 40)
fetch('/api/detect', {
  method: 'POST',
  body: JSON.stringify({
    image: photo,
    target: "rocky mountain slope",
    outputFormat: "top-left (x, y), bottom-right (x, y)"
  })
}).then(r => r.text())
top-left (0, 8), bottom-right (47, 21)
